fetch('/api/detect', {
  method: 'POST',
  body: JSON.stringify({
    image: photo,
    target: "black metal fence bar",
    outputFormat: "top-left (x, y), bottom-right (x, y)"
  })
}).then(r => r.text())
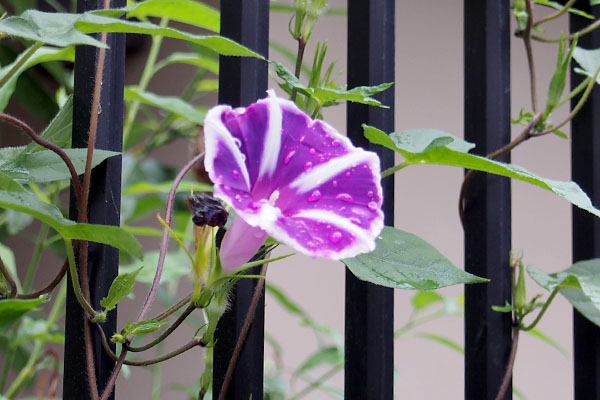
top-left (463, 2), bottom-right (512, 399)
top-left (571, 4), bottom-right (600, 399)
top-left (345, 1), bottom-right (395, 399)
top-left (63, 0), bottom-right (125, 398)
top-left (212, 1), bottom-right (269, 399)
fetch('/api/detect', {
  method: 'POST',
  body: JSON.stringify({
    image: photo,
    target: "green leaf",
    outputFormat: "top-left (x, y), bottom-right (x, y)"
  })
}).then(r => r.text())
top-left (0, 148), bottom-right (119, 184)
top-left (532, 0), bottom-right (595, 18)
top-left (100, 267), bottom-right (143, 312)
top-left (0, 191), bottom-right (143, 259)
top-left (528, 261), bottom-right (600, 327)
top-left (0, 171), bottom-right (26, 192)
top-left (153, 51), bottom-right (219, 74)
top-left (492, 301), bottom-right (515, 313)
top-left (24, 95), bottom-right (74, 153)
top-left (123, 319), bottom-right (167, 336)
top-left (269, 60), bottom-right (392, 107)
top-left (0, 45), bottom-right (75, 112)
top-left (342, 226), bottom-right (488, 290)
top-left (573, 47), bottom-right (600, 86)
top-left (0, 296), bottom-right (46, 333)
top-left (94, 0), bottom-right (220, 32)
top-left (591, 0), bottom-right (600, 5)
top-left (123, 180), bottom-right (212, 195)
top-left (365, 125), bottom-right (600, 219)
top-left (0, 10), bottom-right (261, 57)
top-left (124, 87), bottom-right (206, 124)
top-left (414, 332), bottom-right (464, 354)
top-left (411, 291), bottom-right (444, 311)
top-left (545, 35), bottom-right (576, 115)
top-left (294, 346), bottom-right (343, 376)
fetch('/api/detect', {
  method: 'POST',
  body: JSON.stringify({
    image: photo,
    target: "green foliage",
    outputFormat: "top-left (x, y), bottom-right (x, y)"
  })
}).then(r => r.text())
top-left (269, 60), bottom-right (393, 108)
top-left (124, 87), bottom-right (207, 124)
top-left (532, 0), bottom-right (595, 19)
top-left (343, 226), bottom-right (488, 290)
top-left (544, 35), bottom-right (576, 118)
top-left (293, 346), bottom-right (343, 376)
top-left (0, 191), bottom-right (143, 258)
top-left (95, 0), bottom-right (220, 32)
top-left (364, 125), bottom-right (600, 219)
top-left (0, 296), bottom-right (46, 334)
top-left (0, 46), bottom-right (75, 112)
top-left (0, 10), bottom-right (261, 57)
top-left (24, 96), bottom-right (74, 152)
top-left (528, 260), bottom-right (600, 327)
top-left (100, 267), bottom-right (143, 312)
top-left (573, 46), bottom-right (600, 85)
top-left (0, 148), bottom-right (118, 183)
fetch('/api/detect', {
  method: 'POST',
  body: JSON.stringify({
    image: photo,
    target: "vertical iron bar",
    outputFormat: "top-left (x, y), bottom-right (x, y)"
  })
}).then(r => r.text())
top-left (345, 1), bottom-right (395, 399)
top-left (571, 4), bottom-right (600, 400)
top-left (212, 1), bottom-right (269, 399)
top-left (463, 2), bottom-right (512, 399)
top-left (63, 1), bottom-right (125, 399)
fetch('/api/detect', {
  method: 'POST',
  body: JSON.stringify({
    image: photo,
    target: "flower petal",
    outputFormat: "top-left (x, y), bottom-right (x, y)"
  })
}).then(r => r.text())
top-left (204, 91), bottom-right (384, 268)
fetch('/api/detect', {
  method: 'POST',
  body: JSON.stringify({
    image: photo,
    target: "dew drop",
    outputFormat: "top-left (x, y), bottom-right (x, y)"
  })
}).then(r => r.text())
top-left (97, 104), bottom-right (102, 115)
top-left (223, 185), bottom-right (231, 194)
top-left (249, 201), bottom-right (261, 210)
top-left (309, 148), bottom-right (316, 155)
top-left (332, 180), bottom-right (338, 187)
top-left (240, 154), bottom-right (246, 162)
top-left (319, 156), bottom-right (326, 163)
top-left (232, 170), bottom-right (239, 180)
top-left (367, 190), bottom-right (374, 198)
top-left (233, 137), bottom-right (242, 148)
top-left (308, 190), bottom-right (322, 202)
top-left (336, 193), bottom-right (354, 203)
top-left (332, 140), bottom-right (340, 147)
top-left (350, 217), bottom-right (362, 226)
top-left (304, 161), bottom-right (313, 171)
top-left (284, 150), bottom-right (296, 165)
top-left (234, 194), bottom-right (242, 202)
top-left (368, 201), bottom-right (378, 211)
top-left (299, 135), bottom-right (306, 142)
top-left (329, 231), bottom-right (343, 244)
top-left (345, 171), bottom-right (351, 177)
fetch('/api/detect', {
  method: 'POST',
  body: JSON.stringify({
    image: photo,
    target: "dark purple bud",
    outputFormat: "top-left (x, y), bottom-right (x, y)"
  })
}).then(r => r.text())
top-left (186, 193), bottom-right (228, 227)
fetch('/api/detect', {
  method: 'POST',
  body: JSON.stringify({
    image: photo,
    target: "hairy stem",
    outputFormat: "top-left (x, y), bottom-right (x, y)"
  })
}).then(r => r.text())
top-left (218, 264), bottom-right (269, 400)
top-left (0, 113), bottom-right (83, 204)
top-left (151, 292), bottom-right (193, 321)
top-left (0, 257), bottom-right (16, 297)
top-left (291, 36), bottom-right (307, 102)
top-left (494, 327), bottom-right (520, 400)
top-left (17, 258), bottom-right (68, 299)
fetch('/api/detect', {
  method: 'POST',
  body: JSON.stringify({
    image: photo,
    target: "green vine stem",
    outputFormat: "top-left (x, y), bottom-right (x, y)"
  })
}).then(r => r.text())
top-left (532, 0), bottom-right (575, 27)
top-left (64, 238), bottom-right (97, 318)
top-left (17, 258), bottom-right (68, 299)
top-left (0, 41), bottom-right (43, 89)
top-left (126, 303), bottom-right (196, 352)
top-left (0, 257), bottom-right (16, 298)
top-left (5, 282), bottom-right (67, 398)
top-left (122, 17), bottom-right (169, 145)
top-left (524, 0), bottom-right (539, 114)
top-left (530, 17), bottom-right (600, 43)
top-left (520, 286), bottom-right (561, 331)
top-left (150, 292), bottom-right (193, 321)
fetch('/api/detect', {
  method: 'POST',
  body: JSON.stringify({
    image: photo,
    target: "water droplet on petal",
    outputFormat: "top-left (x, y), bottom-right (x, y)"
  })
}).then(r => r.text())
top-left (223, 185), bottom-right (231, 194)
top-left (284, 150), bottom-right (296, 165)
top-left (332, 140), bottom-right (340, 147)
top-left (234, 194), bottom-right (242, 202)
top-left (367, 191), bottom-right (374, 198)
top-left (332, 180), bottom-right (338, 187)
top-left (336, 193), bottom-right (354, 203)
top-left (350, 217), bottom-right (362, 226)
top-left (299, 135), bottom-right (306, 142)
top-left (249, 201), bottom-right (261, 210)
top-left (308, 190), bottom-right (322, 202)
top-left (233, 137), bottom-right (242, 148)
top-left (309, 148), bottom-right (316, 155)
top-left (319, 156), bottom-right (326, 163)
top-left (232, 170), bottom-right (239, 180)
top-left (345, 171), bottom-right (351, 177)
top-left (240, 154), bottom-right (246, 162)
top-left (304, 161), bottom-right (313, 171)
top-left (329, 231), bottom-right (343, 243)
top-left (368, 201), bottom-right (378, 211)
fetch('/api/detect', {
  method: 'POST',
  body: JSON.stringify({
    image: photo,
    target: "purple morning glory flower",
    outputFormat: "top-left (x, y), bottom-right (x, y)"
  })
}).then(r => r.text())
top-left (203, 91), bottom-right (384, 271)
